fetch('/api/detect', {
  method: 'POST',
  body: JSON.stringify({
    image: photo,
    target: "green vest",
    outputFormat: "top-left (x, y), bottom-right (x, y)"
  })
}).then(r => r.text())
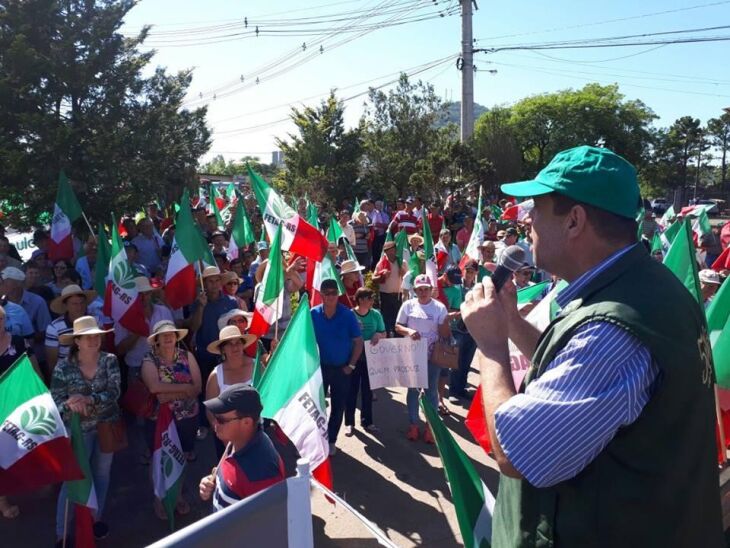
top-left (493, 245), bottom-right (724, 548)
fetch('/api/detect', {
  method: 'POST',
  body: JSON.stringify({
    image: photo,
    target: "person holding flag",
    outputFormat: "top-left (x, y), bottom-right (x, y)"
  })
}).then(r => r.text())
top-left (198, 384), bottom-right (285, 511)
top-left (460, 145), bottom-right (723, 546)
top-left (51, 315), bottom-right (121, 541)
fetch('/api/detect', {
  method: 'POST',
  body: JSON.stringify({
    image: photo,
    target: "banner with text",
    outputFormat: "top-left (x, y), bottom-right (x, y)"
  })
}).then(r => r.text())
top-left (365, 338), bottom-right (428, 390)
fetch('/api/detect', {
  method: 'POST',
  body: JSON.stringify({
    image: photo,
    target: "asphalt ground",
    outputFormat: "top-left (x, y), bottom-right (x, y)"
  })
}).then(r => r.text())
top-left (1, 365), bottom-right (500, 547)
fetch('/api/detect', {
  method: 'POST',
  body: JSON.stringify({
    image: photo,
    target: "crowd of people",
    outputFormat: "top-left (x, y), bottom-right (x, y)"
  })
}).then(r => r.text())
top-left (1, 154), bottom-right (728, 545)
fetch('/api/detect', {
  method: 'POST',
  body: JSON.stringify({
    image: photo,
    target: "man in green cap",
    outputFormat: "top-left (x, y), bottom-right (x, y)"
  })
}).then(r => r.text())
top-left (461, 145), bottom-right (723, 546)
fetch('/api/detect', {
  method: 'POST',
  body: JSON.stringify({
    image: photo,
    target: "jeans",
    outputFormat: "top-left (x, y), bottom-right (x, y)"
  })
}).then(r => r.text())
top-left (450, 330), bottom-right (476, 397)
top-left (56, 429), bottom-right (114, 537)
top-left (407, 361), bottom-right (440, 425)
top-left (345, 354), bottom-right (372, 427)
top-left (323, 366), bottom-right (352, 443)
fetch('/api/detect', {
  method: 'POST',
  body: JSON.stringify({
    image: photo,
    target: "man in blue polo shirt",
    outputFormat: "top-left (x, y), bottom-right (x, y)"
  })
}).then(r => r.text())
top-left (311, 279), bottom-right (363, 454)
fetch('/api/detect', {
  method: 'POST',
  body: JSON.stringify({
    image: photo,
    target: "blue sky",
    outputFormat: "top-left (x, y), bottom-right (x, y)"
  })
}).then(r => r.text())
top-left (120, 0), bottom-right (730, 163)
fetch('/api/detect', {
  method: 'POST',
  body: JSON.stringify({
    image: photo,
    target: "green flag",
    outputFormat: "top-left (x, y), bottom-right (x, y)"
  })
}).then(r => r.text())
top-left (421, 396), bottom-right (494, 548)
top-left (327, 217), bottom-right (345, 244)
top-left (516, 280), bottom-right (551, 305)
top-left (209, 185), bottom-right (225, 229)
top-left (67, 413), bottom-right (97, 510)
top-left (252, 344), bottom-right (264, 389)
top-left (353, 197), bottom-right (361, 215)
top-left (705, 275), bottom-right (730, 387)
top-left (262, 224), bottom-right (284, 305)
top-left (93, 225), bottom-right (111, 296)
top-left (395, 229), bottom-right (408, 266)
top-left (650, 232), bottom-right (663, 255)
top-left (660, 220), bottom-right (682, 252)
top-left (489, 204), bottom-right (502, 221)
top-left (228, 192), bottom-right (255, 258)
top-left (663, 219), bottom-right (702, 305)
top-left (306, 201), bottom-right (319, 228)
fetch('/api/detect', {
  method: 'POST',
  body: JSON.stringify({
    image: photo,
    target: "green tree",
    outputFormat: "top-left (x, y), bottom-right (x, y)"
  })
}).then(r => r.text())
top-left (360, 74), bottom-right (452, 200)
top-left (472, 106), bottom-right (522, 190)
top-left (665, 116), bottom-right (704, 193)
top-left (508, 84), bottom-right (656, 177)
top-left (275, 92), bottom-right (362, 207)
top-left (0, 0), bottom-right (210, 227)
top-left (199, 155), bottom-right (277, 178)
top-left (707, 113), bottom-right (730, 190)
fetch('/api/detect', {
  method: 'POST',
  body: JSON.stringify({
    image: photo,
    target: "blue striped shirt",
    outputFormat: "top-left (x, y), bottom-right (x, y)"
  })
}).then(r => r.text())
top-left (494, 244), bottom-right (659, 488)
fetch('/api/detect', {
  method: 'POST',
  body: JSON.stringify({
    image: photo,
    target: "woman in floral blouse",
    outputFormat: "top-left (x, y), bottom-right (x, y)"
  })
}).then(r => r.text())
top-left (50, 316), bottom-right (120, 543)
top-left (141, 320), bottom-right (201, 519)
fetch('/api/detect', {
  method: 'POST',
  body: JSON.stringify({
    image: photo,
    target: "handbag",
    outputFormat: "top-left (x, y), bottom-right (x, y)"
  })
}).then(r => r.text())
top-left (96, 418), bottom-right (128, 453)
top-left (120, 377), bottom-right (156, 418)
top-left (431, 337), bottom-right (459, 369)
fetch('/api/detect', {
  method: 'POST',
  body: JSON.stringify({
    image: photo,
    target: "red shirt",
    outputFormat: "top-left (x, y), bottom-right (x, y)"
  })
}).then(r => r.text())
top-left (424, 213), bottom-right (444, 242)
top-left (391, 211), bottom-right (419, 235)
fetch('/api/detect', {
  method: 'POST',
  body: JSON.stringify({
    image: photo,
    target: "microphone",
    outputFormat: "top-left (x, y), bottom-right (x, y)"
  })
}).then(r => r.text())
top-left (491, 245), bottom-right (527, 292)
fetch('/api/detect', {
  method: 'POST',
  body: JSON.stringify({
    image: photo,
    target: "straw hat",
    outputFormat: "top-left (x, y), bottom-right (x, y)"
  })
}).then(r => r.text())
top-left (407, 234), bottom-right (424, 247)
top-left (382, 241), bottom-right (396, 251)
top-left (206, 325), bottom-right (257, 355)
top-left (58, 316), bottom-right (112, 345)
top-left (201, 266), bottom-right (222, 279)
top-left (50, 284), bottom-right (96, 315)
top-left (147, 320), bottom-right (188, 344)
top-left (135, 276), bottom-right (157, 293)
top-left (221, 270), bottom-right (243, 285)
top-left (217, 309), bottom-right (254, 331)
top-left (339, 260), bottom-right (365, 276)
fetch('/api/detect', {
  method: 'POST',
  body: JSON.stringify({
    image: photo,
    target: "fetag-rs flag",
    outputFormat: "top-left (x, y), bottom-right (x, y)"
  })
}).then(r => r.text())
top-left (257, 293), bottom-right (333, 489)
top-left (49, 170), bottom-right (83, 261)
top-left (0, 355), bottom-right (82, 496)
top-left (153, 403), bottom-right (185, 531)
top-left (248, 165), bottom-right (328, 261)
top-left (103, 220), bottom-right (148, 335)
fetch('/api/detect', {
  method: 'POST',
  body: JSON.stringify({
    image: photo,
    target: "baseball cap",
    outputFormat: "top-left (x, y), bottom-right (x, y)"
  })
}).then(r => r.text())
top-left (256, 241), bottom-right (269, 251)
top-left (1, 266), bottom-right (25, 282)
top-left (445, 265), bottom-right (462, 285)
top-left (501, 145), bottom-right (640, 219)
top-left (413, 274), bottom-right (432, 288)
top-left (204, 383), bottom-right (263, 417)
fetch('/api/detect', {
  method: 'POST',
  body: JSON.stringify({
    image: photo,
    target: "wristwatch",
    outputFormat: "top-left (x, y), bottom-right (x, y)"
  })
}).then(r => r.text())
top-left (347, 364), bottom-right (356, 371)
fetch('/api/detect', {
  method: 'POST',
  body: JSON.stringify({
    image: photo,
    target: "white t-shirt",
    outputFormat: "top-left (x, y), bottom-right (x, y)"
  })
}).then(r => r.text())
top-left (396, 298), bottom-right (447, 349)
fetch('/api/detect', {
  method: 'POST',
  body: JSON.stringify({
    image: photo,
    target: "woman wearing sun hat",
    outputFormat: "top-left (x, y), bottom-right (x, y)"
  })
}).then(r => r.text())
top-left (50, 316), bottom-right (120, 543)
top-left (204, 325), bottom-right (257, 459)
top-left (141, 320), bottom-right (201, 519)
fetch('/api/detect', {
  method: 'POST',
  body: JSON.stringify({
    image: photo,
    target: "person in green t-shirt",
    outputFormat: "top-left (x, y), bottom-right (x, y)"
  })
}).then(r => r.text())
top-left (345, 287), bottom-right (386, 435)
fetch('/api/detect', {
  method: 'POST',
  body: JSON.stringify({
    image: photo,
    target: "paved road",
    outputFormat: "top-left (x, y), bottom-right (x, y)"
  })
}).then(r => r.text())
top-left (1, 367), bottom-right (500, 547)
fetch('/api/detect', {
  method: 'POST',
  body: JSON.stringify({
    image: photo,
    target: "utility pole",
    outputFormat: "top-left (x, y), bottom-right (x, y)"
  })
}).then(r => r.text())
top-left (460, 0), bottom-right (476, 142)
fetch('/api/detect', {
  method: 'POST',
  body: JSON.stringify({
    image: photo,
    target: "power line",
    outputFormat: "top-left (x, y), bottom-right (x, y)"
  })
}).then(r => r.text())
top-left (474, 1), bottom-right (730, 43)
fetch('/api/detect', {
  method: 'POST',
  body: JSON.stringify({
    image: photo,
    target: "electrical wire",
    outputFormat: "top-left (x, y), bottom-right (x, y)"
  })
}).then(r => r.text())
top-left (474, 1), bottom-right (730, 43)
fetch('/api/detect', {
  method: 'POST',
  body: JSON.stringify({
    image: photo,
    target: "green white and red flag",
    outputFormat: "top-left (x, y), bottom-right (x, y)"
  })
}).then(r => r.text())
top-left (421, 209), bottom-right (438, 286)
top-left (257, 293), bottom-right (333, 489)
top-left (49, 171), bottom-right (83, 261)
top-left (208, 185), bottom-right (225, 229)
top-left (248, 165), bottom-right (328, 261)
top-left (67, 413), bottom-right (97, 548)
top-left (228, 193), bottom-right (255, 260)
top-left (152, 404), bottom-right (185, 531)
top-left (94, 225), bottom-right (112, 296)
top-left (165, 189), bottom-right (215, 309)
top-left (501, 199), bottom-right (534, 222)
top-left (305, 253), bottom-right (344, 307)
top-left (460, 187), bottom-right (485, 268)
top-left (249, 224), bottom-right (286, 337)
top-left (103, 219), bottom-right (148, 335)
top-left (422, 396), bottom-right (494, 548)
top-left (0, 355), bottom-right (83, 496)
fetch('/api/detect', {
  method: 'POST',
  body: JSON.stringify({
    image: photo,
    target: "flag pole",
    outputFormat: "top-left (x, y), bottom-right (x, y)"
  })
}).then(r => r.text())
top-left (715, 386), bottom-right (727, 465)
top-left (198, 260), bottom-right (205, 293)
top-left (81, 212), bottom-right (97, 243)
top-left (62, 499), bottom-right (69, 548)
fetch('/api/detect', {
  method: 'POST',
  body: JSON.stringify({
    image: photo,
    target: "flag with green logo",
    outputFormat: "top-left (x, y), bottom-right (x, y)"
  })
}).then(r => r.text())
top-left (0, 355), bottom-right (82, 495)
top-left (103, 218), bottom-right (148, 335)
top-left (67, 413), bottom-right (97, 547)
top-left (421, 396), bottom-right (494, 548)
top-left (153, 403), bottom-right (185, 531)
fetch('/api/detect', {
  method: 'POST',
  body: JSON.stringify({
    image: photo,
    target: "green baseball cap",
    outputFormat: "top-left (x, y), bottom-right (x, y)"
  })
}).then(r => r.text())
top-left (501, 146), bottom-right (640, 219)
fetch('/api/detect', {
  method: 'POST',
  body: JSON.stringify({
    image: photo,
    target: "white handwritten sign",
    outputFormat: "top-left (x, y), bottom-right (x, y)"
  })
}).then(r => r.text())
top-left (365, 338), bottom-right (428, 390)
top-left (509, 285), bottom-right (560, 389)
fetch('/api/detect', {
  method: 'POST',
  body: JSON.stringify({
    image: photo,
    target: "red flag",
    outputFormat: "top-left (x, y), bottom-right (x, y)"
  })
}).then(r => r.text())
top-left (464, 385), bottom-right (492, 457)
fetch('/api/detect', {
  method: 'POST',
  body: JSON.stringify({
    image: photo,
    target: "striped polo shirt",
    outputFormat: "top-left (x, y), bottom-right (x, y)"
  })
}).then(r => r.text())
top-left (495, 244), bottom-right (660, 488)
